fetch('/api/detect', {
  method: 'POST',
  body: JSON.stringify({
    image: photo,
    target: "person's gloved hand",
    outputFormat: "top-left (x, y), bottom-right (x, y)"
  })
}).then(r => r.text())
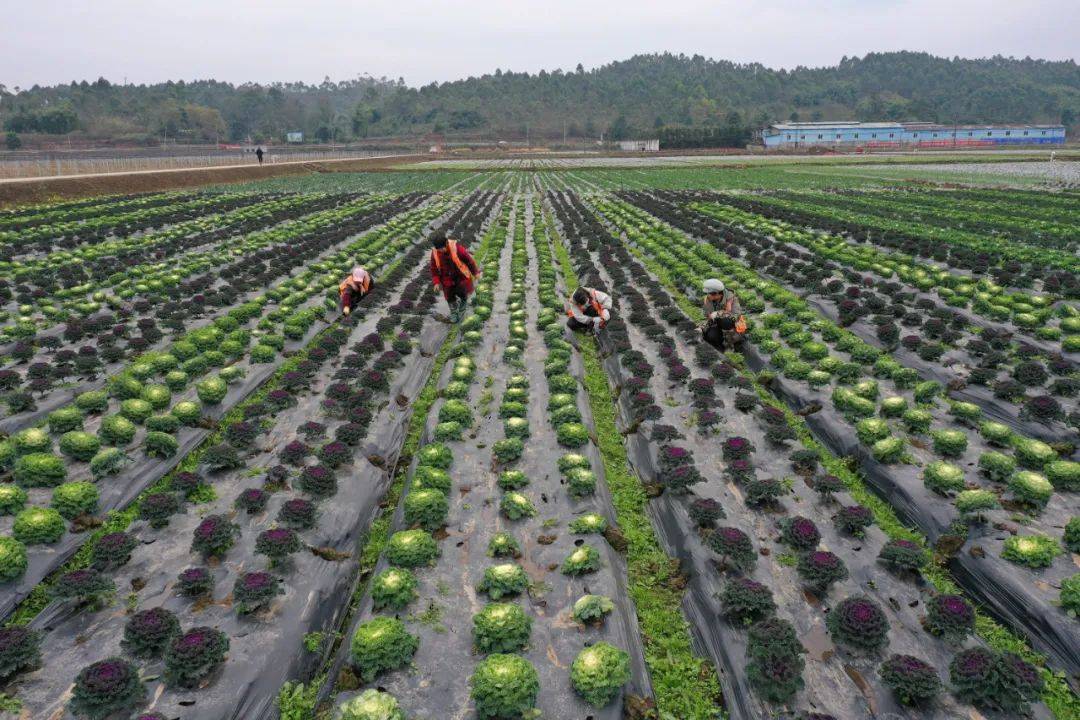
top-left (343, 306), bottom-right (350, 316)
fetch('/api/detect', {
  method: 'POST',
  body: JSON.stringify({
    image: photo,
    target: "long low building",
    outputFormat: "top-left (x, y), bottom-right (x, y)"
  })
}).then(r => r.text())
top-left (761, 121), bottom-right (1066, 149)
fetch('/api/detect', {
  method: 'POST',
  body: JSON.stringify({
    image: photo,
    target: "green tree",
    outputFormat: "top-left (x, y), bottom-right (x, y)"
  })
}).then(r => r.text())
top-left (4, 131), bottom-right (20, 150)
top-left (608, 114), bottom-right (630, 140)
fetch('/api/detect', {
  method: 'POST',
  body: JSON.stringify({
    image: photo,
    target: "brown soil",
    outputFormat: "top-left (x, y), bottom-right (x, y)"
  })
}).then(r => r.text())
top-left (0, 154), bottom-right (424, 207)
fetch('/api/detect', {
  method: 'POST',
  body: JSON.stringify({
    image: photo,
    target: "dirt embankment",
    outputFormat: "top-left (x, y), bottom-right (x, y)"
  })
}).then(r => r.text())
top-left (0, 154), bottom-right (423, 206)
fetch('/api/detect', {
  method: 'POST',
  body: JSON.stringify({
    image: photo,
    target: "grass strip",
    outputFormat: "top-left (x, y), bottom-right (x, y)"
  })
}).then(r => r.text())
top-left (551, 227), bottom-right (724, 720)
top-left (618, 232), bottom-right (1079, 719)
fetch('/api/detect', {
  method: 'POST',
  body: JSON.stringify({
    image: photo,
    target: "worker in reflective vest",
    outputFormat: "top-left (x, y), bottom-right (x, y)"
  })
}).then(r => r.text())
top-left (566, 286), bottom-right (613, 333)
top-left (429, 232), bottom-right (480, 323)
top-left (339, 266), bottom-right (373, 316)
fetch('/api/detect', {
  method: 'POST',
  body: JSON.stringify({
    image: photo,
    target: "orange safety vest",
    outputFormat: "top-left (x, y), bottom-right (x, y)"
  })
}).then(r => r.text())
top-left (567, 290), bottom-right (607, 326)
top-left (431, 240), bottom-right (473, 281)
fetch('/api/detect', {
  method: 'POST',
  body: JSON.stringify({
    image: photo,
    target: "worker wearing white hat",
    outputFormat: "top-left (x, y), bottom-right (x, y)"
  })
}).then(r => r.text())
top-left (701, 278), bottom-right (744, 350)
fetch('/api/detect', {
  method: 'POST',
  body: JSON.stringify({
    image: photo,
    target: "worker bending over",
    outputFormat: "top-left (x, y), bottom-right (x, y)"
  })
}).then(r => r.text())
top-left (701, 278), bottom-right (746, 351)
top-left (567, 286), bottom-right (613, 333)
top-left (430, 231), bottom-right (480, 323)
top-left (339, 266), bottom-right (373, 316)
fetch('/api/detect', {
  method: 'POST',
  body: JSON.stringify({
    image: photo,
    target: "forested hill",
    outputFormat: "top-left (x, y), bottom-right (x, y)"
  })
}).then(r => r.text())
top-left (3, 51), bottom-right (1078, 145)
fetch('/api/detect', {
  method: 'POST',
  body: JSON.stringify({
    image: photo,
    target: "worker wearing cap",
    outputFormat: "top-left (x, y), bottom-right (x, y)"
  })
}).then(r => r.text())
top-left (339, 266), bottom-right (373, 316)
top-left (567, 286), bottom-right (613, 333)
top-left (701, 278), bottom-right (744, 350)
top-left (430, 231), bottom-right (481, 323)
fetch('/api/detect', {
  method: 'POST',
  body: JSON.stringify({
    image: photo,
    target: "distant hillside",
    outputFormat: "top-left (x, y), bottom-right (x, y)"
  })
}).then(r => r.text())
top-left (2, 51), bottom-right (1078, 147)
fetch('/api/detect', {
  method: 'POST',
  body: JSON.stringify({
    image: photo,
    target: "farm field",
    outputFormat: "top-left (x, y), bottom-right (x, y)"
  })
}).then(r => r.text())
top-left (0, 162), bottom-right (1076, 720)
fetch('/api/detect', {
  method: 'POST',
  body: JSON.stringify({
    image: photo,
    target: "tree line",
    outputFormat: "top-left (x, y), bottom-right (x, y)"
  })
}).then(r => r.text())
top-left (1, 52), bottom-right (1076, 147)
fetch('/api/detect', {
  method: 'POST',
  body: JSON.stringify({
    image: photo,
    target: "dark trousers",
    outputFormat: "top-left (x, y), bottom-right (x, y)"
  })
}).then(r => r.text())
top-left (567, 308), bottom-right (613, 333)
top-left (567, 316), bottom-right (594, 332)
top-left (702, 317), bottom-right (734, 350)
top-left (442, 284), bottom-right (469, 306)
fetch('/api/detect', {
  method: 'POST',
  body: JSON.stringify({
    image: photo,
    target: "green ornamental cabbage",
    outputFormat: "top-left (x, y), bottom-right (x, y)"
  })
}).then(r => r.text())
top-left (100, 414), bottom-right (138, 445)
top-left (562, 544), bottom-right (601, 576)
top-left (11, 428), bottom-right (51, 456)
top-left (573, 594), bottom-right (615, 624)
top-left (499, 491), bottom-right (536, 520)
top-left (172, 400), bottom-right (203, 426)
top-left (335, 689), bottom-right (406, 720)
top-left (978, 451), bottom-right (1017, 482)
top-left (469, 654), bottom-right (539, 720)
top-left (59, 431), bottom-right (101, 462)
top-left (75, 390), bottom-right (109, 414)
top-left (13, 452), bottom-right (67, 488)
top-left (12, 507), bottom-right (66, 544)
top-left (385, 529), bottom-right (439, 568)
top-left (570, 642), bottom-right (631, 707)
top-left (557, 422), bottom-right (589, 448)
top-left (879, 396), bottom-right (907, 418)
top-left (477, 563), bottom-right (530, 600)
top-left (923, 461), bottom-right (966, 495)
top-left (1002, 534), bottom-right (1060, 568)
top-left (472, 602), bottom-right (532, 653)
top-left (51, 481), bottom-right (100, 519)
top-left (855, 418), bottom-right (890, 446)
top-left (1008, 471), bottom-right (1054, 509)
top-left (1012, 437), bottom-right (1057, 470)
top-left (47, 406), bottom-right (84, 434)
top-left (930, 429), bottom-right (968, 458)
top-left (492, 438), bottom-right (524, 464)
top-left (141, 384), bottom-right (172, 410)
top-left (370, 568), bottom-right (418, 611)
top-left (0, 484), bottom-right (28, 515)
top-left (89, 446), bottom-right (125, 481)
top-left (349, 616), bottom-right (418, 682)
top-left (196, 377), bottom-right (228, 405)
top-left (487, 532), bottom-right (521, 558)
top-left (979, 421), bottom-right (1014, 447)
top-left (1045, 460), bottom-right (1080, 491)
top-left (119, 398), bottom-right (153, 424)
top-left (403, 488), bottom-right (449, 530)
top-left (954, 489), bottom-right (999, 520)
top-left (416, 443), bottom-right (453, 469)
top-left (412, 466), bottom-right (452, 494)
top-left (0, 536), bottom-right (27, 582)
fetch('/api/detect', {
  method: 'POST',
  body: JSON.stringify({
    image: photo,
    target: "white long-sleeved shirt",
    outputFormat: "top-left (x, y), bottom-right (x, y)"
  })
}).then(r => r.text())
top-left (569, 288), bottom-right (613, 328)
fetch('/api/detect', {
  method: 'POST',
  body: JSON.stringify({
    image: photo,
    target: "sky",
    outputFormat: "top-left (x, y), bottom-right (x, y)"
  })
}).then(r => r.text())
top-left (3, 0), bottom-right (1077, 90)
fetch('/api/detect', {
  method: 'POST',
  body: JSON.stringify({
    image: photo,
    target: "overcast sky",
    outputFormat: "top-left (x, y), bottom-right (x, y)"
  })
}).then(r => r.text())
top-left (3, 0), bottom-right (1077, 90)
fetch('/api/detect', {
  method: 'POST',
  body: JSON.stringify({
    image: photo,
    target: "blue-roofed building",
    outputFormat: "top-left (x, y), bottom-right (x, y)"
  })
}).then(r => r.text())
top-left (761, 121), bottom-right (1066, 149)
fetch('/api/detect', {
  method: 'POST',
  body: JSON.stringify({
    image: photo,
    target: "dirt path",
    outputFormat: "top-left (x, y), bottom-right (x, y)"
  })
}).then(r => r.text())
top-left (0, 154), bottom-right (423, 206)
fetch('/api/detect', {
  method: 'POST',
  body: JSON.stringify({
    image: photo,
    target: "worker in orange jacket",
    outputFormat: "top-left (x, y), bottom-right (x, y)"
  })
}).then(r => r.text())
top-left (567, 286), bottom-right (613, 333)
top-left (429, 232), bottom-right (480, 323)
top-left (339, 266), bottom-right (373, 316)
